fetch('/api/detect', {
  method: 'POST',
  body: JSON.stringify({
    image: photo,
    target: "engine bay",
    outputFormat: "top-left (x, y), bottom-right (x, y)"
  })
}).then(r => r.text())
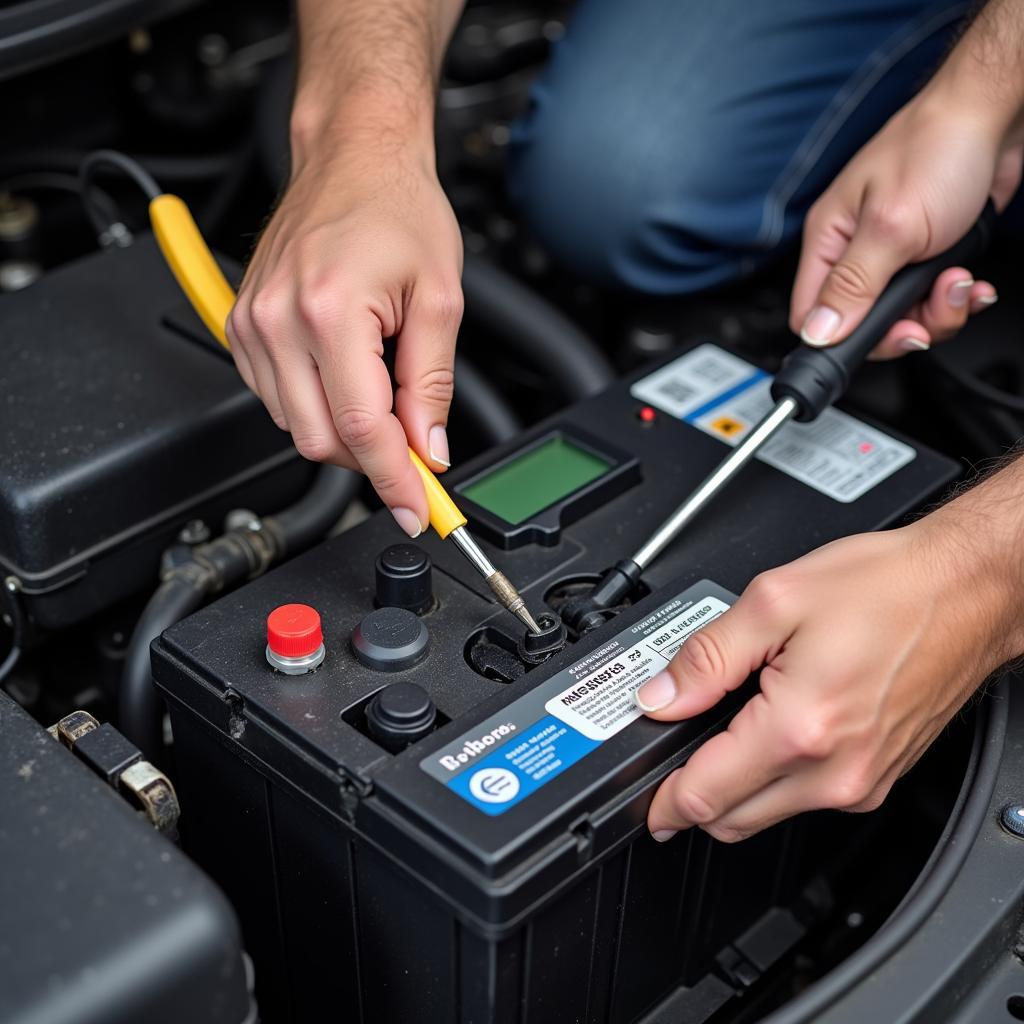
top-left (5, 3), bottom-right (1024, 1024)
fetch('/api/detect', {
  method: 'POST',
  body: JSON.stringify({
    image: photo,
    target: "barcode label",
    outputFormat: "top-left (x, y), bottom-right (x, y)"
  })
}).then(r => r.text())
top-left (655, 379), bottom-right (698, 405)
top-left (631, 343), bottom-right (755, 417)
top-left (631, 344), bottom-right (916, 502)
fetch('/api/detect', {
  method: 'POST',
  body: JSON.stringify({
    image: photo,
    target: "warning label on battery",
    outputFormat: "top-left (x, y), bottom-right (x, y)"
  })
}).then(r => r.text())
top-left (547, 597), bottom-right (728, 741)
top-left (420, 581), bottom-right (734, 816)
top-left (630, 343), bottom-right (915, 503)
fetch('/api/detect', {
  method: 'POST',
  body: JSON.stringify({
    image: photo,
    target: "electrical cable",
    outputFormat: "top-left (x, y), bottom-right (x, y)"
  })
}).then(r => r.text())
top-left (80, 149), bottom-right (161, 201)
top-left (461, 252), bottom-right (615, 401)
top-left (79, 149), bottom-right (160, 237)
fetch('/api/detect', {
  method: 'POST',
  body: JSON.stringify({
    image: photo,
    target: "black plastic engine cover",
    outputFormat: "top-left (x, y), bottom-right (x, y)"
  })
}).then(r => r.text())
top-left (0, 689), bottom-right (253, 1024)
top-left (0, 235), bottom-right (311, 628)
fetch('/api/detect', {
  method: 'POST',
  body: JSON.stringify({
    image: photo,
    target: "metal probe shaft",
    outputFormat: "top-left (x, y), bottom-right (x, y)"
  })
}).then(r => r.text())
top-left (449, 525), bottom-right (542, 634)
top-left (631, 397), bottom-right (799, 569)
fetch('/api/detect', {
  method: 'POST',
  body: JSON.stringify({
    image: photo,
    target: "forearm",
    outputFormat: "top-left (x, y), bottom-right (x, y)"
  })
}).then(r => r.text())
top-left (917, 447), bottom-right (1024, 666)
top-left (291, 0), bottom-right (466, 166)
top-left (924, 0), bottom-right (1024, 144)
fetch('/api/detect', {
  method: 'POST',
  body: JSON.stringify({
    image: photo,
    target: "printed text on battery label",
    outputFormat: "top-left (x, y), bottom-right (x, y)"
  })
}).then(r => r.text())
top-left (420, 581), bottom-right (736, 816)
top-left (547, 597), bottom-right (728, 741)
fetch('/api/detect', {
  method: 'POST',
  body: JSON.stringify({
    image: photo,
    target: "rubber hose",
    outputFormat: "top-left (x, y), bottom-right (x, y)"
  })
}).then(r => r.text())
top-left (265, 464), bottom-right (362, 557)
top-left (461, 253), bottom-right (615, 400)
top-left (453, 354), bottom-right (521, 445)
top-left (119, 574), bottom-right (209, 763)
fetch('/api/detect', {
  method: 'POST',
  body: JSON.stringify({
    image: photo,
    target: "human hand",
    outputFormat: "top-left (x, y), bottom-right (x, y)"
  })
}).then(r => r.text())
top-left (227, 144), bottom-right (464, 537)
top-left (791, 87), bottom-right (1022, 359)
top-left (635, 519), bottom-right (1021, 843)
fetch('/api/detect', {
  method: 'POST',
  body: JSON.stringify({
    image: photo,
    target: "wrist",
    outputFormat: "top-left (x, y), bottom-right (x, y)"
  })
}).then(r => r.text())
top-left (290, 88), bottom-right (437, 177)
top-left (921, 48), bottom-right (1024, 150)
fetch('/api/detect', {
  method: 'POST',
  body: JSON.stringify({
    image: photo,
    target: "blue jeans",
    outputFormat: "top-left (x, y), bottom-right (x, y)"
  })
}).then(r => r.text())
top-left (508, 0), bottom-right (968, 294)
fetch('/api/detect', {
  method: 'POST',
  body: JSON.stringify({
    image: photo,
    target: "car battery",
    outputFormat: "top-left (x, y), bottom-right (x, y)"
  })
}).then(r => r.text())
top-left (153, 341), bottom-right (958, 1023)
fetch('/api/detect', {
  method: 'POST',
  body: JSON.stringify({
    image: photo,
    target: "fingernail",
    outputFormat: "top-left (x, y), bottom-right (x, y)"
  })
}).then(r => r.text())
top-left (897, 337), bottom-right (930, 353)
top-left (948, 279), bottom-right (974, 308)
top-left (391, 507), bottom-right (423, 538)
top-left (635, 671), bottom-right (676, 712)
top-left (976, 292), bottom-right (999, 306)
top-left (428, 425), bottom-right (450, 468)
top-left (800, 306), bottom-right (842, 347)
top-left (651, 830), bottom-right (677, 843)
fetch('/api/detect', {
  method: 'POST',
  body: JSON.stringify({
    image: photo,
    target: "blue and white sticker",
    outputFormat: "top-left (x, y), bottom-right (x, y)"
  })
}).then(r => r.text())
top-left (421, 581), bottom-right (735, 815)
top-left (630, 343), bottom-right (915, 503)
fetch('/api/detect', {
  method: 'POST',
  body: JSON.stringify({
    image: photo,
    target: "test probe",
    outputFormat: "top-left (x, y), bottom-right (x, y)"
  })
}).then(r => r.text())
top-left (78, 151), bottom-right (541, 635)
top-left (566, 204), bottom-right (998, 630)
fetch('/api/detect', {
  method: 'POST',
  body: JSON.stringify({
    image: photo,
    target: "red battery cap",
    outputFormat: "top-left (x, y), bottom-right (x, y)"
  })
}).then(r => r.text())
top-left (267, 604), bottom-right (323, 659)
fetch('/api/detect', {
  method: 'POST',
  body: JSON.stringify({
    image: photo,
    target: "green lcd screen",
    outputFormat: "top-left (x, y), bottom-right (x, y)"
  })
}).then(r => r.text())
top-left (461, 436), bottom-right (611, 525)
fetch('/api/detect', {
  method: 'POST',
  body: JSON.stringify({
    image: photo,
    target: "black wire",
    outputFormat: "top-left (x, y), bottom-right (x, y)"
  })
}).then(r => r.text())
top-left (79, 149), bottom-right (161, 201)
top-left (79, 149), bottom-right (164, 237)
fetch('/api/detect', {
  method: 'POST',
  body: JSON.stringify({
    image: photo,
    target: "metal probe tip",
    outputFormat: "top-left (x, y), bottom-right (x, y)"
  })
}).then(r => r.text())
top-left (448, 525), bottom-right (543, 634)
top-left (487, 571), bottom-right (542, 635)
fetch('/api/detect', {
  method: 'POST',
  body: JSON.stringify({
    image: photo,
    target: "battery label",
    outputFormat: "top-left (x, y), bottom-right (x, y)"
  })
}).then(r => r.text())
top-left (421, 581), bottom-right (734, 816)
top-left (630, 343), bottom-right (915, 503)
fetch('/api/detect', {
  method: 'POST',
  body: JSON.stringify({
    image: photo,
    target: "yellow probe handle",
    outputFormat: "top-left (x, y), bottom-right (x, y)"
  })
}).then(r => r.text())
top-left (150, 194), bottom-right (234, 349)
top-left (409, 450), bottom-right (466, 539)
top-left (148, 192), bottom-right (464, 538)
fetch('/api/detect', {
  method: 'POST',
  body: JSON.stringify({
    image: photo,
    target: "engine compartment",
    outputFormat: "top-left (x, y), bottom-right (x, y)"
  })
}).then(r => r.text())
top-left (4, 3), bottom-right (1024, 1024)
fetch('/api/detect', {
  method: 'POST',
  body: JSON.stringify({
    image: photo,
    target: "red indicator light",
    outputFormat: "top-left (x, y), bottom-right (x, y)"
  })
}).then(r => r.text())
top-left (638, 406), bottom-right (657, 424)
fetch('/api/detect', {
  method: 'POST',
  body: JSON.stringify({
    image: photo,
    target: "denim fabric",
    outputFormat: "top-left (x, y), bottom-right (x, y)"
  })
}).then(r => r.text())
top-left (508, 0), bottom-right (969, 293)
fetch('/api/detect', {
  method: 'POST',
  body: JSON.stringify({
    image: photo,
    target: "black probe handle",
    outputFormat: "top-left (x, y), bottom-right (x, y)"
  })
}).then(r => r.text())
top-left (771, 201), bottom-right (998, 422)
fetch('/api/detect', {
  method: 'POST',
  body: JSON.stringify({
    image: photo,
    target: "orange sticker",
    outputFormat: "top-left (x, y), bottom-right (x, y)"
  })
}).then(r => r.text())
top-left (710, 416), bottom-right (745, 438)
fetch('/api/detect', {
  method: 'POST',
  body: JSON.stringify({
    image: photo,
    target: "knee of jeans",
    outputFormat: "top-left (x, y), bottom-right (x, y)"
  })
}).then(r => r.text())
top-left (508, 110), bottom-right (757, 294)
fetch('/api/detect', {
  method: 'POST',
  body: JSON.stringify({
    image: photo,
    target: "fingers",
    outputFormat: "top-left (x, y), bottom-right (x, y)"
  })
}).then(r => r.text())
top-left (795, 199), bottom-right (926, 348)
top-left (789, 199), bottom-right (857, 337)
top-left (227, 302), bottom-right (288, 429)
top-left (271, 346), bottom-right (359, 471)
top-left (647, 693), bottom-right (784, 838)
top-left (867, 269), bottom-right (998, 360)
top-left (634, 573), bottom-right (798, 721)
top-left (230, 281), bottom-right (429, 535)
top-left (315, 311), bottom-right (430, 532)
top-left (394, 278), bottom-right (463, 473)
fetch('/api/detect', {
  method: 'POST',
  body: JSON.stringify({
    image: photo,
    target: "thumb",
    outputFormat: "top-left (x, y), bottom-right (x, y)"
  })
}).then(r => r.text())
top-left (634, 600), bottom-right (780, 721)
top-left (799, 207), bottom-right (923, 348)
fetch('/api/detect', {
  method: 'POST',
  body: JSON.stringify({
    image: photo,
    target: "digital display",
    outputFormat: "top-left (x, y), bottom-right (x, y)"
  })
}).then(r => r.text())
top-left (461, 436), bottom-right (611, 525)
